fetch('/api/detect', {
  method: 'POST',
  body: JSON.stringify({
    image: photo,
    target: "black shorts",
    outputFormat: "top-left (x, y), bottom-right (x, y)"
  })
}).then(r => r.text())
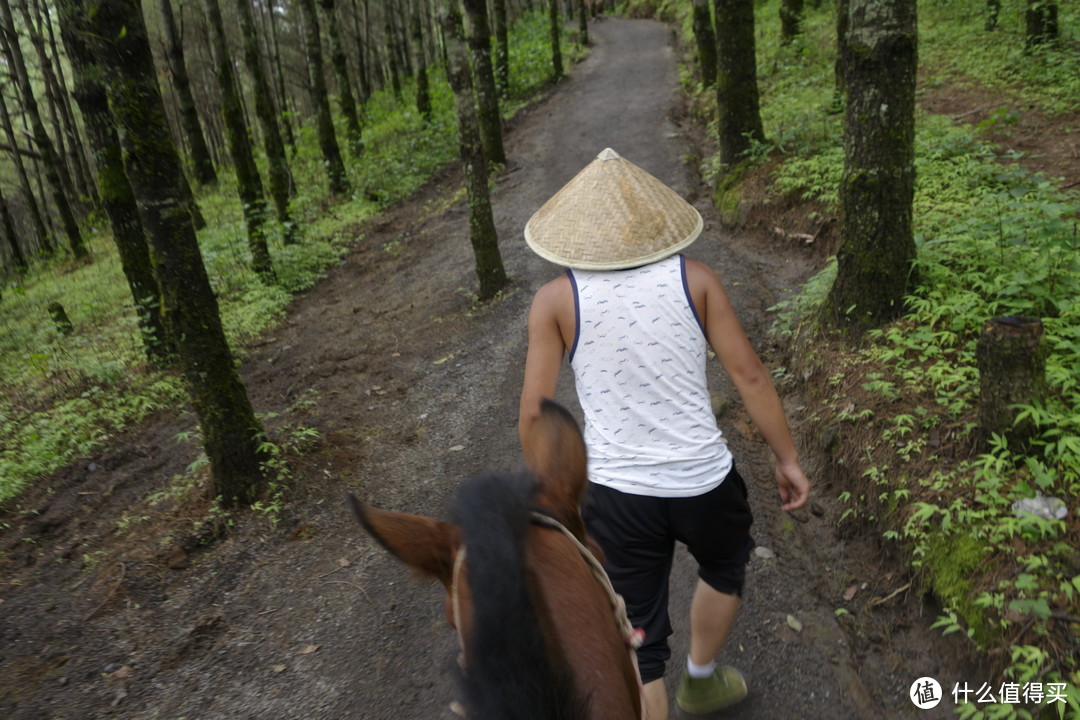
top-left (582, 466), bottom-right (755, 684)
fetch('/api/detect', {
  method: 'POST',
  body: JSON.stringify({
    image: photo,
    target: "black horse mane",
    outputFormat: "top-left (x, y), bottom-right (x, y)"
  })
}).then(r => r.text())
top-left (453, 471), bottom-right (591, 720)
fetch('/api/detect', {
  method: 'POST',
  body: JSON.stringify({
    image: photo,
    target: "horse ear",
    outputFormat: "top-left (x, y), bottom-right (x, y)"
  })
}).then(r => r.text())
top-left (525, 399), bottom-right (588, 510)
top-left (347, 494), bottom-right (460, 587)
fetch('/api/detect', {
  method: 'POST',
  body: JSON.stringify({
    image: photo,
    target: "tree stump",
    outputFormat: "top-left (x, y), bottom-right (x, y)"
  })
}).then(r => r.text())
top-left (976, 316), bottom-right (1046, 449)
top-left (48, 301), bottom-right (74, 335)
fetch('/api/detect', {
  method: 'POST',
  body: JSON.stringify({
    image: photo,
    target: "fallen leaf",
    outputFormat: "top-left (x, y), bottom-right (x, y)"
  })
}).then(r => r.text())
top-left (843, 585), bottom-right (859, 601)
top-left (272, 664), bottom-right (287, 673)
top-left (448, 445), bottom-right (465, 452)
top-left (337, 557), bottom-right (351, 568)
top-left (786, 614), bottom-right (803, 632)
top-left (298, 644), bottom-right (320, 655)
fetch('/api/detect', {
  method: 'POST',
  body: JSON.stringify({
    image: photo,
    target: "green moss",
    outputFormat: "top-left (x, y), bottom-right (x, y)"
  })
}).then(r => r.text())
top-left (922, 531), bottom-right (995, 646)
top-left (711, 162), bottom-right (750, 225)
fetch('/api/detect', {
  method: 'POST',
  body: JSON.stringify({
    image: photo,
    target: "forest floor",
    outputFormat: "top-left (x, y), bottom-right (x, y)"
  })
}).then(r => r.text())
top-left (2, 16), bottom-right (1078, 720)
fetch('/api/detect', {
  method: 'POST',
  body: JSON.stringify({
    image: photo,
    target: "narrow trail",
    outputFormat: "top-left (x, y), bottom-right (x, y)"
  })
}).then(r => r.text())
top-left (1, 17), bottom-right (980, 720)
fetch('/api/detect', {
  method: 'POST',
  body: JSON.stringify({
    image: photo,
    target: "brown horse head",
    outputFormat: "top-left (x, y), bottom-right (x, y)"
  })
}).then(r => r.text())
top-left (348, 399), bottom-right (641, 720)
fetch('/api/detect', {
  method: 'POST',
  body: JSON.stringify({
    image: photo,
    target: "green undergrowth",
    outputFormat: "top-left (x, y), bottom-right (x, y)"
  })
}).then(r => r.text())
top-left (0, 10), bottom-right (571, 508)
top-left (667, 0), bottom-right (1080, 715)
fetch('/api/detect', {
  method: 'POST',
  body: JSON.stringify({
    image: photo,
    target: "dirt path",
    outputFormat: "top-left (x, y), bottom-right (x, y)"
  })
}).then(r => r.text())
top-left (2, 17), bottom-right (983, 720)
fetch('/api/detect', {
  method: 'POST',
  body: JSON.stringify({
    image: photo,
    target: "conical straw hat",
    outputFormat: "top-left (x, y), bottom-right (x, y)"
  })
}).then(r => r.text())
top-left (524, 148), bottom-right (703, 270)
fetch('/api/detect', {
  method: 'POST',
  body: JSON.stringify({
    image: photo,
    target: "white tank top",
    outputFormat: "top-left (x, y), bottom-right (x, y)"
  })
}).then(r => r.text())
top-left (568, 255), bottom-right (733, 497)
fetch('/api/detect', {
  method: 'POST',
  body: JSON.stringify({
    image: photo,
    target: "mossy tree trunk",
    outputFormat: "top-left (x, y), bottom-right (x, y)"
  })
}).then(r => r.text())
top-left (410, 0), bottom-right (432, 122)
top-left (977, 317), bottom-right (1047, 450)
top-left (0, 185), bottom-right (27, 273)
top-left (1025, 0), bottom-right (1058, 47)
top-left (263, 0), bottom-right (297, 150)
top-left (832, 0), bottom-right (850, 112)
top-left (713, 0), bottom-right (765, 167)
top-left (441, 0), bottom-right (507, 301)
top-left (826, 0), bottom-right (917, 331)
top-left (492, 0), bottom-right (510, 97)
top-left (319, 0), bottom-right (363, 157)
top-left (577, 0), bottom-right (589, 45)
top-left (234, 0), bottom-right (298, 244)
top-left (297, 0), bottom-right (351, 195)
top-left (156, 0), bottom-right (217, 186)
top-left (692, 0), bottom-right (717, 88)
top-left (462, 0), bottom-right (506, 166)
top-left (202, 0), bottom-right (275, 283)
top-left (548, 0), bottom-right (563, 81)
top-left (0, 0), bottom-right (87, 260)
top-left (57, 8), bottom-right (173, 361)
top-left (780, 0), bottom-right (804, 44)
top-left (0, 89), bottom-right (51, 256)
top-left (80, 0), bottom-right (266, 507)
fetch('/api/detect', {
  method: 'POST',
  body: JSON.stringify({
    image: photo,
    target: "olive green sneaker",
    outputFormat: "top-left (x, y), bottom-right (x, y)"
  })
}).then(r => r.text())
top-left (675, 665), bottom-right (748, 714)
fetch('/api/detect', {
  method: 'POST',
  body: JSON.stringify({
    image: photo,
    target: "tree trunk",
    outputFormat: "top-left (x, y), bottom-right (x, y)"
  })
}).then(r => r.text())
top-left (0, 0), bottom-right (87, 260)
top-left (58, 8), bottom-right (173, 360)
top-left (832, 0), bottom-right (849, 112)
top-left (462, 0), bottom-right (506, 165)
top-left (79, 0), bottom-right (266, 506)
top-left (826, 0), bottom-right (917, 330)
top-left (319, 0), bottom-right (363, 157)
top-left (977, 316), bottom-right (1047, 450)
top-left (202, 0), bottom-right (275, 282)
top-left (0, 87), bottom-right (51, 255)
top-left (0, 184), bottom-right (28, 273)
top-left (349, 0), bottom-right (373, 102)
top-left (157, 0), bottom-right (217, 186)
top-left (441, 0), bottom-right (506, 300)
top-left (548, 0), bottom-right (563, 81)
top-left (411, 0), bottom-right (432, 121)
top-left (235, 0), bottom-right (298, 244)
top-left (262, 0), bottom-right (297, 150)
top-left (780, 0), bottom-right (804, 44)
top-left (492, 0), bottom-right (509, 97)
top-left (577, 0), bottom-right (588, 45)
top-left (48, 301), bottom-right (74, 335)
top-left (713, 0), bottom-right (765, 166)
top-left (384, 20), bottom-right (403, 97)
top-left (39, 0), bottom-right (98, 207)
top-left (1025, 0), bottom-right (1058, 48)
top-left (297, 0), bottom-right (352, 195)
top-left (23, 0), bottom-right (90, 206)
top-left (692, 0), bottom-right (717, 88)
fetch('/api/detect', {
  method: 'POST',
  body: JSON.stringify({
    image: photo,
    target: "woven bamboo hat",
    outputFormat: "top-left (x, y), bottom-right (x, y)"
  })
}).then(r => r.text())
top-left (524, 148), bottom-right (703, 270)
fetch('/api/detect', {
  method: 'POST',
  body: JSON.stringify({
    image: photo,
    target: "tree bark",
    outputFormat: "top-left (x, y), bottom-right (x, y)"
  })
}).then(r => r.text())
top-left (826, 0), bottom-right (917, 330)
top-left (832, 0), bottom-right (850, 112)
top-left (235, 0), bottom-right (298, 243)
top-left (977, 316), bottom-right (1047, 449)
top-left (0, 87), bottom-right (51, 255)
top-left (441, 0), bottom-right (506, 300)
top-left (0, 0), bottom-right (87, 259)
top-left (319, 0), bottom-right (363, 156)
top-left (780, 0), bottom-right (804, 44)
top-left (462, 0), bottom-right (506, 165)
top-left (202, 0), bottom-right (275, 282)
top-left (79, 0), bottom-right (266, 506)
top-left (348, 0), bottom-right (373, 103)
top-left (713, 0), bottom-right (765, 166)
top-left (548, 0), bottom-right (563, 81)
top-left (157, 0), bottom-right (217, 186)
top-left (1025, 0), bottom-right (1058, 48)
top-left (492, 0), bottom-right (509, 97)
top-left (576, 0), bottom-right (588, 45)
top-left (57, 8), bottom-right (172, 360)
top-left (411, 0), bottom-right (432, 121)
top-left (261, 0), bottom-right (296, 150)
top-left (692, 0), bottom-right (717, 88)
top-left (297, 0), bottom-right (351, 195)
top-left (0, 183), bottom-right (27, 273)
